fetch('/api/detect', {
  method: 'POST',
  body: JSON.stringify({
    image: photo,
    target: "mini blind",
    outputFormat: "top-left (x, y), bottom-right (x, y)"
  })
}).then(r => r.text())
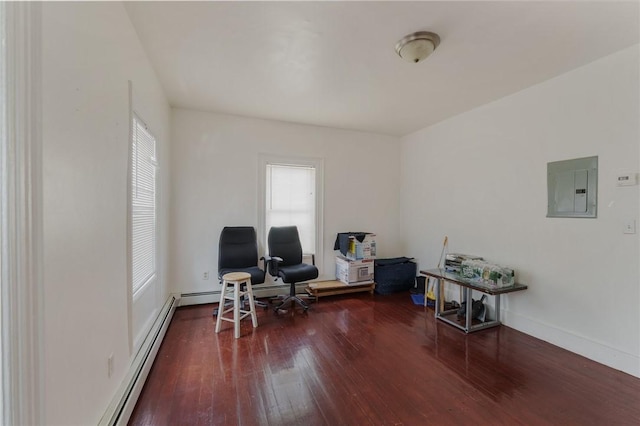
top-left (265, 163), bottom-right (316, 254)
top-left (131, 115), bottom-right (157, 294)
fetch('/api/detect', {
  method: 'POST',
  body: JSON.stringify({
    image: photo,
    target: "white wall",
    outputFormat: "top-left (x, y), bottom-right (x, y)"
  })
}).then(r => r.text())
top-left (170, 109), bottom-right (402, 297)
top-left (37, 6), bottom-right (638, 425)
top-left (42, 2), bottom-right (170, 424)
top-left (400, 46), bottom-right (639, 376)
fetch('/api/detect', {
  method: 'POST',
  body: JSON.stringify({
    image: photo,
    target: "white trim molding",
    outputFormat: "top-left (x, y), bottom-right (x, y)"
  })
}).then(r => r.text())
top-left (179, 282), bottom-right (306, 307)
top-left (99, 294), bottom-right (179, 426)
top-left (0, 2), bottom-right (44, 425)
top-left (503, 309), bottom-right (640, 378)
top-left (257, 154), bottom-right (325, 278)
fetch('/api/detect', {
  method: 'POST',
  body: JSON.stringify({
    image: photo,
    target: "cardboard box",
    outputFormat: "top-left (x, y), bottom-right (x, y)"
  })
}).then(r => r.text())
top-left (335, 255), bottom-right (375, 285)
top-left (346, 233), bottom-right (377, 260)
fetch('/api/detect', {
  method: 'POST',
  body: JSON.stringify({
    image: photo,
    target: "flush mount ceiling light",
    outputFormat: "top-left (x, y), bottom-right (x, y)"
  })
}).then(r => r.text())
top-left (395, 31), bottom-right (440, 63)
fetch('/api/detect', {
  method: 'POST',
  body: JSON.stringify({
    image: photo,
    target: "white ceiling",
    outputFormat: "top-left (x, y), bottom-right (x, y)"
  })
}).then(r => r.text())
top-left (125, 1), bottom-right (639, 137)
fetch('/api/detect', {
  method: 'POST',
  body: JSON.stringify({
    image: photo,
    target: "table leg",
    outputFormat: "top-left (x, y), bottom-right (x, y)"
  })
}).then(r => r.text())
top-left (424, 277), bottom-right (428, 307)
top-left (434, 278), bottom-right (441, 318)
top-left (465, 287), bottom-right (472, 332)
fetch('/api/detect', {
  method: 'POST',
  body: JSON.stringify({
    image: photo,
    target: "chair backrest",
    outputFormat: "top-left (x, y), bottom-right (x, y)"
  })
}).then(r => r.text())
top-left (218, 226), bottom-right (259, 269)
top-left (267, 226), bottom-right (303, 266)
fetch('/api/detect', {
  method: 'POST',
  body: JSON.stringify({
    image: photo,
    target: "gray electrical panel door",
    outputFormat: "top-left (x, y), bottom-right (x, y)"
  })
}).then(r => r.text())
top-left (547, 156), bottom-right (597, 218)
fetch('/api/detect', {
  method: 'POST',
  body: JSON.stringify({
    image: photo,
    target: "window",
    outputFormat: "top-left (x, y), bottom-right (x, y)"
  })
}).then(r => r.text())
top-left (259, 156), bottom-right (323, 268)
top-left (130, 114), bottom-right (157, 295)
top-left (266, 164), bottom-right (316, 253)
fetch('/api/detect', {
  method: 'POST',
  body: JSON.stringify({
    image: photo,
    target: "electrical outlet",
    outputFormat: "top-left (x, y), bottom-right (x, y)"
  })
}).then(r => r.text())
top-left (624, 220), bottom-right (636, 234)
top-left (203, 271), bottom-right (209, 280)
top-left (108, 353), bottom-right (114, 378)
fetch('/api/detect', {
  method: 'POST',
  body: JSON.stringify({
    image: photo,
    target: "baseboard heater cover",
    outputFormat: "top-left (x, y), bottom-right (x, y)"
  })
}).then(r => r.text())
top-left (98, 293), bottom-right (179, 426)
top-left (180, 282), bottom-right (314, 306)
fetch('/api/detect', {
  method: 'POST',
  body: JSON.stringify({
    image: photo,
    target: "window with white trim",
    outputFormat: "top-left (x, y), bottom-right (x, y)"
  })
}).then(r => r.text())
top-left (266, 163), bottom-right (316, 253)
top-left (131, 114), bottom-right (157, 295)
top-left (259, 156), bottom-right (324, 267)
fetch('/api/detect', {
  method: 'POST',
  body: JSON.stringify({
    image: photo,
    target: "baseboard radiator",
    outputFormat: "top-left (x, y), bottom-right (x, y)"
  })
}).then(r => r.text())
top-left (180, 282), bottom-right (311, 306)
top-left (98, 294), bottom-right (179, 426)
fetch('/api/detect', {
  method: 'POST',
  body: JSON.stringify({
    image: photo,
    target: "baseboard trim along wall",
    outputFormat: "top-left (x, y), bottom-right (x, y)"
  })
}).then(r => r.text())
top-left (98, 294), bottom-right (179, 426)
top-left (179, 283), bottom-right (309, 306)
top-left (502, 309), bottom-right (640, 378)
top-left (437, 288), bottom-right (639, 377)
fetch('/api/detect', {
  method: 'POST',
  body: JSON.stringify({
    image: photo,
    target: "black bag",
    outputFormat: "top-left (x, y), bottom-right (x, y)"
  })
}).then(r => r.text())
top-left (374, 257), bottom-right (416, 295)
top-left (412, 276), bottom-right (426, 294)
top-left (456, 295), bottom-right (487, 319)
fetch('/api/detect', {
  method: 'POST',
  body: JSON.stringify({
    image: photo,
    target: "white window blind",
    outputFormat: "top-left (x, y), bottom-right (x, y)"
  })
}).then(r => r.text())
top-left (265, 163), bottom-right (316, 254)
top-left (131, 115), bottom-right (157, 294)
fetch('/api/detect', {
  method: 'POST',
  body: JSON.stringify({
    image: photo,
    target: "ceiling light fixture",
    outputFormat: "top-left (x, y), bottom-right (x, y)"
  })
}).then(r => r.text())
top-left (395, 31), bottom-right (440, 63)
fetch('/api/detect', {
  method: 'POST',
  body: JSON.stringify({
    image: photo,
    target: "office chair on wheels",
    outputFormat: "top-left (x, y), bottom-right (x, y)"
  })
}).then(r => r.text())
top-left (214, 226), bottom-right (268, 315)
top-left (265, 226), bottom-right (318, 313)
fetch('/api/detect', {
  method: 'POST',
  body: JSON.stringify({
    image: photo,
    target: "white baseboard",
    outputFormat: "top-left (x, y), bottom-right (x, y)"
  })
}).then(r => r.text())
top-left (400, 284), bottom-right (639, 377)
top-left (179, 283), bottom-right (308, 307)
top-left (98, 294), bottom-right (179, 426)
top-left (502, 309), bottom-right (640, 378)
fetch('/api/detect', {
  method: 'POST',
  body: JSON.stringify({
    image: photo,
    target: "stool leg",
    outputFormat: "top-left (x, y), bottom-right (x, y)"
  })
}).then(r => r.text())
top-left (246, 280), bottom-right (258, 328)
top-left (215, 280), bottom-right (228, 333)
top-left (234, 281), bottom-right (240, 339)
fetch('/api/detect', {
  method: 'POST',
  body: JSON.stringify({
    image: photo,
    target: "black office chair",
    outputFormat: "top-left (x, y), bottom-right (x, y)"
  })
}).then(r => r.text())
top-left (265, 226), bottom-right (318, 313)
top-left (215, 226), bottom-right (268, 315)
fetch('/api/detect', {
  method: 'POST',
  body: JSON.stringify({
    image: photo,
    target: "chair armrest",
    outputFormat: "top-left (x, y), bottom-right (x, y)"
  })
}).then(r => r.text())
top-left (303, 253), bottom-right (316, 265)
top-left (261, 255), bottom-right (283, 277)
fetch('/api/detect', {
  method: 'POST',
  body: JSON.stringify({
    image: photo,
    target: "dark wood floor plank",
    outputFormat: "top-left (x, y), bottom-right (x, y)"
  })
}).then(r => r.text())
top-left (129, 292), bottom-right (640, 425)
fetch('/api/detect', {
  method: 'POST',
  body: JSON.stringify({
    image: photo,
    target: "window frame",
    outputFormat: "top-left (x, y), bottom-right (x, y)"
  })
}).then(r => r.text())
top-left (129, 112), bottom-right (158, 299)
top-left (258, 154), bottom-right (324, 275)
top-left (0, 2), bottom-right (43, 424)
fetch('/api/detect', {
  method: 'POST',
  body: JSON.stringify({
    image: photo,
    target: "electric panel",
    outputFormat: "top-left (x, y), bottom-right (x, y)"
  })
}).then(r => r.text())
top-left (547, 156), bottom-right (597, 218)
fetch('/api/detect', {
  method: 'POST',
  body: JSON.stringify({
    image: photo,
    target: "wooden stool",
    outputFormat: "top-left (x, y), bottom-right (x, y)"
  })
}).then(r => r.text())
top-left (215, 272), bottom-right (258, 338)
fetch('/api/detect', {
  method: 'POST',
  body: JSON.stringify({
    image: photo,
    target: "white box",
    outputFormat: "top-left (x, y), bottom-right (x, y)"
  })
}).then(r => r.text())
top-left (335, 255), bottom-right (374, 285)
top-left (346, 233), bottom-right (377, 260)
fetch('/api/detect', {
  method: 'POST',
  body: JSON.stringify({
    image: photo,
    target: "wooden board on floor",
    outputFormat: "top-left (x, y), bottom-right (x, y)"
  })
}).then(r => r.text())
top-left (306, 280), bottom-right (375, 298)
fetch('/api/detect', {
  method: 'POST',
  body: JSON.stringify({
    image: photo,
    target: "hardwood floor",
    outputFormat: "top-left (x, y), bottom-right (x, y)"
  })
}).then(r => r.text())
top-left (129, 292), bottom-right (640, 425)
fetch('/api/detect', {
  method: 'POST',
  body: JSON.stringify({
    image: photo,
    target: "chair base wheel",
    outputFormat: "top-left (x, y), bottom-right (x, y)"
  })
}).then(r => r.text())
top-left (273, 295), bottom-right (310, 313)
